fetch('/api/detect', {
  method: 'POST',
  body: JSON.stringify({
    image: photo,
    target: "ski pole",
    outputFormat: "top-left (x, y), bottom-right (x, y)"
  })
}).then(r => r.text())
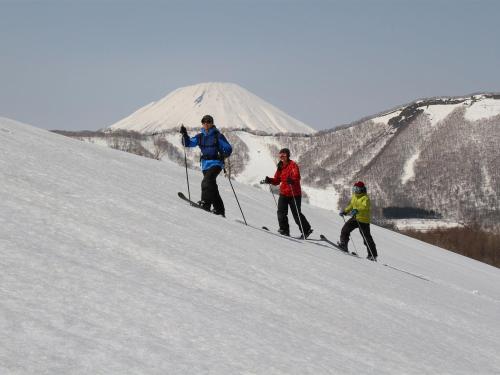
top-left (269, 185), bottom-right (278, 207)
top-left (259, 179), bottom-right (278, 208)
top-left (355, 217), bottom-right (376, 260)
top-left (181, 129), bottom-right (191, 201)
top-left (342, 215), bottom-right (359, 254)
top-left (226, 159), bottom-right (247, 225)
top-left (289, 184), bottom-right (306, 239)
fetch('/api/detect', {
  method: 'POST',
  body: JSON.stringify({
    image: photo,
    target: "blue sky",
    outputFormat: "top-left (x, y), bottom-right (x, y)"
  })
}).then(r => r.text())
top-left (1, 0), bottom-right (499, 131)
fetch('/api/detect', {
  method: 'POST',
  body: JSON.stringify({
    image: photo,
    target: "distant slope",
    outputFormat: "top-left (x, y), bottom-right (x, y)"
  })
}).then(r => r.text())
top-left (108, 82), bottom-right (316, 134)
top-left (250, 94), bottom-right (500, 229)
top-left (59, 93), bottom-right (500, 229)
top-left (2, 118), bottom-right (500, 374)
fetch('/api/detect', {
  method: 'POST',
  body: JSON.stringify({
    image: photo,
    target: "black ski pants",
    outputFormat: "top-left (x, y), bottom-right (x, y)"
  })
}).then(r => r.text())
top-left (201, 166), bottom-right (224, 214)
top-left (340, 216), bottom-right (377, 257)
top-left (277, 195), bottom-right (311, 235)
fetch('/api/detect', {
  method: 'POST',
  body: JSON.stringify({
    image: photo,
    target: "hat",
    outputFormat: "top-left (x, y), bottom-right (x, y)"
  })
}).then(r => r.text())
top-left (279, 148), bottom-right (290, 157)
top-left (201, 115), bottom-right (214, 124)
top-left (352, 181), bottom-right (366, 194)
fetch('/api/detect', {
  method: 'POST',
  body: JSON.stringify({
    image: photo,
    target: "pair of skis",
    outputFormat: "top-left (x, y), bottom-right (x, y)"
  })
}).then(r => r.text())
top-left (178, 192), bottom-right (435, 281)
top-left (179, 191), bottom-right (358, 256)
top-left (260, 225), bottom-right (359, 256)
top-left (235, 222), bottom-right (359, 259)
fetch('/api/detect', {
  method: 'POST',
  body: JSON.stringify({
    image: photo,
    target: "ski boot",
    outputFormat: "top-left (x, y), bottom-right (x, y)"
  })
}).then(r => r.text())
top-left (278, 229), bottom-right (290, 237)
top-left (298, 228), bottom-right (313, 239)
top-left (336, 242), bottom-right (349, 252)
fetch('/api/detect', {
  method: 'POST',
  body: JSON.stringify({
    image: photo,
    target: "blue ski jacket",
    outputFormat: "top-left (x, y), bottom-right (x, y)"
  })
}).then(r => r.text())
top-left (182, 126), bottom-right (232, 171)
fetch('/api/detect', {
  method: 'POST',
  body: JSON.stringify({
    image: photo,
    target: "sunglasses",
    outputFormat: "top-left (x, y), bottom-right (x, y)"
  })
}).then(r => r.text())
top-left (352, 186), bottom-right (363, 193)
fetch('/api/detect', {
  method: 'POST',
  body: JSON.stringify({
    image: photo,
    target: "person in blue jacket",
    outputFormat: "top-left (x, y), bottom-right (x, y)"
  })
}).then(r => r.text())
top-left (180, 115), bottom-right (232, 216)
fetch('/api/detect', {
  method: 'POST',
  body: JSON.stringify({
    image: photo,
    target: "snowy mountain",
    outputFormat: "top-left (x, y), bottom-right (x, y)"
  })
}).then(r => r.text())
top-left (2, 118), bottom-right (500, 374)
top-left (77, 93), bottom-right (500, 230)
top-left (300, 94), bottom-right (500, 229)
top-left (108, 82), bottom-right (316, 134)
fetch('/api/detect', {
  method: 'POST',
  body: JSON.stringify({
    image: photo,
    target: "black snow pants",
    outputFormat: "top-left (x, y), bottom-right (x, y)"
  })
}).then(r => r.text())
top-left (201, 166), bottom-right (224, 214)
top-left (340, 216), bottom-right (377, 257)
top-left (277, 195), bottom-right (311, 236)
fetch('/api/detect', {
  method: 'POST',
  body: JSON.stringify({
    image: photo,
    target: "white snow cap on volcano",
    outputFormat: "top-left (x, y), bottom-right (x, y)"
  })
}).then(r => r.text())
top-left (108, 82), bottom-right (316, 134)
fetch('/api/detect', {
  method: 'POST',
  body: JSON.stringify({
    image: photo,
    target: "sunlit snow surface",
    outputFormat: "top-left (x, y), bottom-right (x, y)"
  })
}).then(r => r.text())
top-left (465, 98), bottom-right (500, 121)
top-left (108, 82), bottom-right (315, 134)
top-left (1, 118), bottom-right (500, 374)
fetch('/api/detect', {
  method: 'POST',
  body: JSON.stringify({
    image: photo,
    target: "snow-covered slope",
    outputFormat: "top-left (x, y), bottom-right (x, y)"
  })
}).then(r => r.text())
top-left (370, 94), bottom-right (500, 126)
top-left (2, 118), bottom-right (500, 374)
top-left (108, 82), bottom-right (316, 134)
top-left (66, 92), bottom-right (500, 229)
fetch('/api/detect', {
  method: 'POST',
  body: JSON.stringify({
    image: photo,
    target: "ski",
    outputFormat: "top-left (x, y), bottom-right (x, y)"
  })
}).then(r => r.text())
top-left (235, 220), bottom-right (303, 243)
top-left (178, 191), bottom-right (203, 208)
top-left (318, 234), bottom-right (360, 257)
top-left (290, 229), bottom-right (313, 240)
top-left (261, 226), bottom-right (316, 242)
top-left (178, 192), bottom-right (226, 218)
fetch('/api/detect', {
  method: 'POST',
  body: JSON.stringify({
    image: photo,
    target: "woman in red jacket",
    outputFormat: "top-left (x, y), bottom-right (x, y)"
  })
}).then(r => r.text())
top-left (263, 148), bottom-right (313, 238)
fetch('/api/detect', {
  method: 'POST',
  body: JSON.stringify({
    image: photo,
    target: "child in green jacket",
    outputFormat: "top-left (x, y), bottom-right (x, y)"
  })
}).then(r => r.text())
top-left (338, 181), bottom-right (378, 261)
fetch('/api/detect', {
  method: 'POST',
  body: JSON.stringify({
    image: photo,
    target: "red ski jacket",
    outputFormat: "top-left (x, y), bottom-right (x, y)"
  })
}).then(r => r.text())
top-left (269, 160), bottom-right (302, 197)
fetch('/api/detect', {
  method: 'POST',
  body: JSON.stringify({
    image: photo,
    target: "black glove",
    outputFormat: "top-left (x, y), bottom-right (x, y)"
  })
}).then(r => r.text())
top-left (287, 177), bottom-right (293, 185)
top-left (277, 161), bottom-right (283, 170)
top-left (260, 176), bottom-right (271, 184)
top-left (180, 125), bottom-right (187, 136)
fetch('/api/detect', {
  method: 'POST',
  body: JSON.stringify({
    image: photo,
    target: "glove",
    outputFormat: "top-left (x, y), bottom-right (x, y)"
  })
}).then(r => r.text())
top-left (286, 177), bottom-right (293, 185)
top-left (180, 125), bottom-right (187, 136)
top-left (350, 209), bottom-right (358, 217)
top-left (260, 177), bottom-right (271, 184)
top-left (339, 211), bottom-right (346, 217)
top-left (277, 161), bottom-right (283, 171)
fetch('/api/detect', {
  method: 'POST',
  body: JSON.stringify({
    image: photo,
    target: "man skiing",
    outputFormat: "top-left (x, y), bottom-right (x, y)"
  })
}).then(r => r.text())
top-left (180, 115), bottom-right (232, 217)
top-left (261, 148), bottom-right (313, 239)
top-left (338, 181), bottom-right (378, 261)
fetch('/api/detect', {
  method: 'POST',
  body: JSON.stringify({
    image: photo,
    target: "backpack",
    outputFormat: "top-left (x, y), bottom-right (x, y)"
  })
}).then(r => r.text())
top-left (196, 128), bottom-right (231, 161)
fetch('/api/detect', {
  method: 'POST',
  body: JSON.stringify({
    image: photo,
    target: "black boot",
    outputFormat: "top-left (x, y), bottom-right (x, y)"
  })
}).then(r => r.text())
top-left (298, 228), bottom-right (313, 239)
top-left (337, 242), bottom-right (348, 252)
top-left (278, 229), bottom-right (290, 236)
top-left (197, 200), bottom-right (211, 212)
top-left (212, 208), bottom-right (225, 217)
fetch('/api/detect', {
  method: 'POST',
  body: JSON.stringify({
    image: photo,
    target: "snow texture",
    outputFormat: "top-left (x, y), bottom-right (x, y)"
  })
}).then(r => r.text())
top-left (390, 219), bottom-right (464, 231)
top-left (465, 98), bottom-right (500, 121)
top-left (401, 150), bottom-right (420, 185)
top-left (231, 131), bottom-right (279, 185)
top-left (423, 103), bottom-right (464, 126)
top-left (1, 118), bottom-right (500, 374)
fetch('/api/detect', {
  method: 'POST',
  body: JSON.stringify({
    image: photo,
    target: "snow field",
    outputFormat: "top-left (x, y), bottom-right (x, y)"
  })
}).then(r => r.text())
top-left (1, 118), bottom-right (500, 374)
